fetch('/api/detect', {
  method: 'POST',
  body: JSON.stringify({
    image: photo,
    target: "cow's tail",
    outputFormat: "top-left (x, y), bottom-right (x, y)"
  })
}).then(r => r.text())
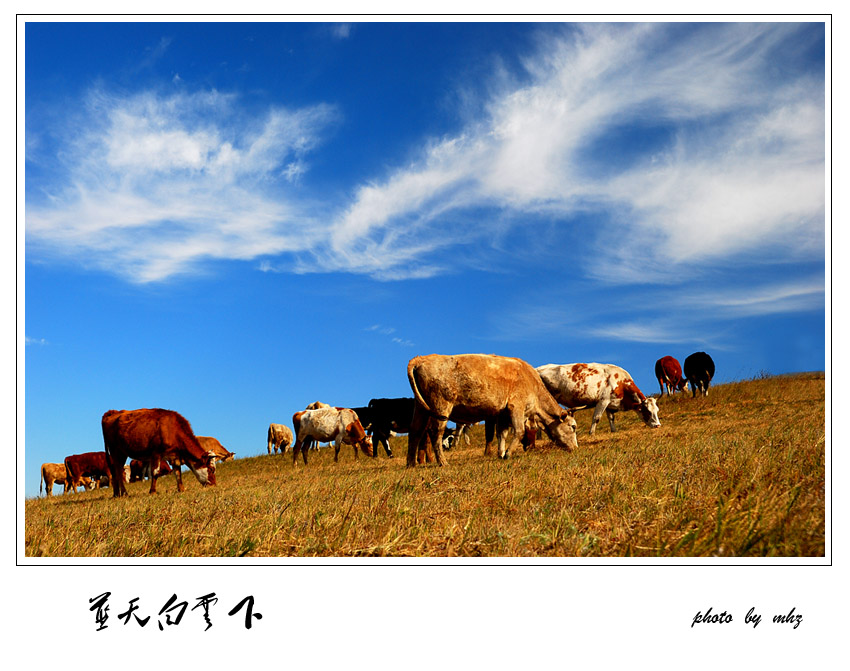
top-left (39, 466), bottom-right (44, 496)
top-left (267, 425), bottom-right (273, 452)
top-left (407, 358), bottom-right (449, 421)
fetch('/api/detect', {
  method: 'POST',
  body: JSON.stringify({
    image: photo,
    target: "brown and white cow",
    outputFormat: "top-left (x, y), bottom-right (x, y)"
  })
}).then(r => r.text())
top-left (291, 407), bottom-right (373, 465)
top-left (40, 462), bottom-right (95, 496)
top-left (536, 363), bottom-right (661, 435)
top-left (266, 424), bottom-right (293, 455)
top-left (102, 408), bottom-right (216, 496)
top-left (197, 436), bottom-right (236, 462)
top-left (64, 452), bottom-right (113, 493)
top-left (406, 354), bottom-right (579, 466)
top-left (655, 356), bottom-right (688, 396)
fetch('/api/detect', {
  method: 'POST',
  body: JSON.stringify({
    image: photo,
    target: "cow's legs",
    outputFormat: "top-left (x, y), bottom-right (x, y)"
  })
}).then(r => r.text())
top-left (497, 411), bottom-right (523, 459)
top-left (606, 409), bottom-right (617, 432)
top-left (425, 419), bottom-right (447, 466)
top-left (293, 439), bottom-right (309, 465)
top-left (484, 419), bottom-right (496, 456)
top-left (145, 457), bottom-right (158, 494)
top-left (589, 400), bottom-right (611, 435)
top-left (172, 467), bottom-right (184, 492)
top-left (407, 407), bottom-right (429, 467)
top-left (114, 459), bottom-right (127, 497)
top-left (334, 436), bottom-right (342, 463)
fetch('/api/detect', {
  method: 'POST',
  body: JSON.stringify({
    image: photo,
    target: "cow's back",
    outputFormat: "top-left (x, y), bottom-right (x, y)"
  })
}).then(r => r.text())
top-left (409, 353), bottom-right (555, 422)
top-left (684, 352), bottom-right (715, 380)
top-left (298, 407), bottom-right (342, 442)
top-left (537, 363), bottom-right (605, 407)
top-left (269, 423), bottom-right (293, 444)
top-left (368, 397), bottom-right (415, 433)
top-left (103, 408), bottom-right (201, 459)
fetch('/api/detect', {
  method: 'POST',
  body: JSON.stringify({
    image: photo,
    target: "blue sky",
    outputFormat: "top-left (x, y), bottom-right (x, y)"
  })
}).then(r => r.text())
top-left (23, 21), bottom-right (826, 498)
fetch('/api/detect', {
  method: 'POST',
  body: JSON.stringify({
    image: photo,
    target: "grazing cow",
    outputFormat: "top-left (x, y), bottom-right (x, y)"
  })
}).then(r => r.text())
top-left (64, 452), bottom-right (113, 493)
top-left (655, 356), bottom-right (688, 396)
top-left (406, 354), bottom-right (579, 466)
top-left (128, 458), bottom-right (173, 482)
top-left (684, 351), bottom-right (715, 397)
top-left (267, 423), bottom-right (293, 455)
top-left (366, 397), bottom-right (418, 458)
top-left (536, 363), bottom-right (661, 435)
top-left (197, 436), bottom-right (235, 462)
top-left (292, 407), bottom-right (373, 465)
top-left (102, 408), bottom-right (216, 497)
top-left (40, 463), bottom-right (94, 496)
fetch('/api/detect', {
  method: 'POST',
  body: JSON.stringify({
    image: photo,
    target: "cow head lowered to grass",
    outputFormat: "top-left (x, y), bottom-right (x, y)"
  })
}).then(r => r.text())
top-left (101, 408), bottom-right (216, 497)
top-left (406, 353), bottom-right (579, 466)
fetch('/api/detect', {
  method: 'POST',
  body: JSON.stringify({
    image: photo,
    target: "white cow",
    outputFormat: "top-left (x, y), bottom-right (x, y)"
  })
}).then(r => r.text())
top-left (536, 363), bottom-right (661, 435)
top-left (267, 423), bottom-right (294, 455)
top-left (292, 407), bottom-right (373, 465)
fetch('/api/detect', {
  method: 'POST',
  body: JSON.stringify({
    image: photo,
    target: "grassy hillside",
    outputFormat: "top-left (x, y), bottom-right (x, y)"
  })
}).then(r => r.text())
top-left (25, 372), bottom-right (825, 557)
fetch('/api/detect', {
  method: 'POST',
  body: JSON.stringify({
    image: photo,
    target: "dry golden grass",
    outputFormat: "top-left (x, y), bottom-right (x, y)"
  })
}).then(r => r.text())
top-left (25, 372), bottom-right (825, 558)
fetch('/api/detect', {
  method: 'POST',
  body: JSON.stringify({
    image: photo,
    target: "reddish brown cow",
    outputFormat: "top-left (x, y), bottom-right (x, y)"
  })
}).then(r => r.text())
top-left (64, 452), bottom-right (113, 492)
top-left (102, 408), bottom-right (216, 496)
top-left (655, 356), bottom-right (688, 396)
top-left (406, 354), bottom-right (579, 466)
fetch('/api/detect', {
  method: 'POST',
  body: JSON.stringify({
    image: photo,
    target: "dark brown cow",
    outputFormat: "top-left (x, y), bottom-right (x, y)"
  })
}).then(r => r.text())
top-left (406, 354), bottom-right (579, 466)
top-left (64, 452), bottom-right (112, 492)
top-left (102, 408), bottom-right (216, 496)
top-left (655, 356), bottom-right (687, 396)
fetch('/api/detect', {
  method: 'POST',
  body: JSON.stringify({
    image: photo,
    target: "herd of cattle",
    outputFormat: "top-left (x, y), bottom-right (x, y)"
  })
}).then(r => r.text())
top-left (38, 351), bottom-right (715, 498)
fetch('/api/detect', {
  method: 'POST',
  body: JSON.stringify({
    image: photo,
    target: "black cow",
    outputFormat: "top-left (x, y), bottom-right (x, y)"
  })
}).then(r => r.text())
top-left (683, 352), bottom-right (715, 397)
top-left (363, 397), bottom-right (417, 458)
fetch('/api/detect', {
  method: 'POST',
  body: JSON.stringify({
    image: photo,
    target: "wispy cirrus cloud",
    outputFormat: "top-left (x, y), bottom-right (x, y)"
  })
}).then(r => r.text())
top-left (26, 23), bottom-right (824, 291)
top-left (488, 275), bottom-right (824, 348)
top-left (318, 23), bottom-right (824, 282)
top-left (365, 324), bottom-right (415, 347)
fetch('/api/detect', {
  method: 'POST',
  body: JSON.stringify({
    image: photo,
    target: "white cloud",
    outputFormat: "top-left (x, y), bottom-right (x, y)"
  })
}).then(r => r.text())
top-left (323, 23), bottom-right (824, 281)
top-left (26, 23), bottom-right (824, 287)
top-left (681, 278), bottom-right (825, 317)
top-left (27, 89), bottom-right (339, 282)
